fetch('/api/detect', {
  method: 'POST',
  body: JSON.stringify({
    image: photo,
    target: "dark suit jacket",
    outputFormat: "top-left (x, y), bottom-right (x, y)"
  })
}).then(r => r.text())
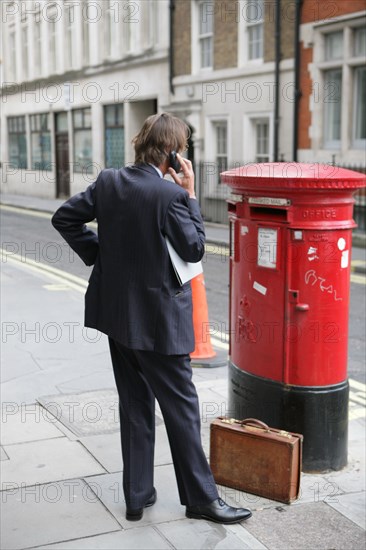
top-left (51, 164), bottom-right (205, 354)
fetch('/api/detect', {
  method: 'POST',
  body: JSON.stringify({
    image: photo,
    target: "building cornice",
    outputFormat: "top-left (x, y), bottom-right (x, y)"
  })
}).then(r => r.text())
top-left (172, 59), bottom-right (294, 87)
top-left (0, 50), bottom-right (169, 95)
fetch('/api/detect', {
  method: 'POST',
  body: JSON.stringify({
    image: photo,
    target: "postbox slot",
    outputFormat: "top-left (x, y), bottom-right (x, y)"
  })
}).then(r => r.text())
top-left (249, 206), bottom-right (288, 222)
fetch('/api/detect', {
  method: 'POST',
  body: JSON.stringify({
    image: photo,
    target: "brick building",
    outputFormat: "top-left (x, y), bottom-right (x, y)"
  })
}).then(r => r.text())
top-left (298, 0), bottom-right (365, 165)
top-left (166, 0), bottom-right (365, 222)
top-left (167, 0), bottom-right (297, 221)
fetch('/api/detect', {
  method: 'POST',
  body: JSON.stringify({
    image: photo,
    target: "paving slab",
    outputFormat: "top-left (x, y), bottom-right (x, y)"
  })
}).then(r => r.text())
top-left (1, 438), bottom-right (106, 489)
top-left (37, 389), bottom-right (163, 438)
top-left (225, 524), bottom-right (268, 549)
top-left (327, 490), bottom-right (366, 530)
top-left (0, 478), bottom-right (121, 550)
top-left (323, 440), bottom-right (365, 495)
top-left (84, 463), bottom-right (183, 529)
top-left (37, 389), bottom-right (121, 437)
top-left (55, 367), bottom-right (116, 393)
top-left (348, 416), bottom-right (366, 441)
top-left (1, 403), bottom-right (65, 445)
top-left (1, 343), bottom-right (42, 384)
top-left (79, 432), bottom-right (123, 473)
top-left (156, 517), bottom-right (264, 550)
top-left (243, 501), bottom-right (365, 550)
top-left (0, 445), bottom-right (9, 461)
top-left (33, 525), bottom-right (172, 549)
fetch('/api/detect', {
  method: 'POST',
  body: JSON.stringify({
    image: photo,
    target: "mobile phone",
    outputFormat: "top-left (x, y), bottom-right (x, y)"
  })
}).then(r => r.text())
top-left (169, 151), bottom-right (181, 173)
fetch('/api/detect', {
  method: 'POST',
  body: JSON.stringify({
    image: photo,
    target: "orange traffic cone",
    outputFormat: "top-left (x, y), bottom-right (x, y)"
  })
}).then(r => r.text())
top-left (190, 273), bottom-right (217, 360)
top-left (190, 273), bottom-right (227, 367)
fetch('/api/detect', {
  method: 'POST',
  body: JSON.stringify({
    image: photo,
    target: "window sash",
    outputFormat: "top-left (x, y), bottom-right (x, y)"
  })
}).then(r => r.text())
top-left (73, 108), bottom-right (91, 129)
top-left (214, 122), bottom-right (228, 183)
top-left (73, 129), bottom-right (93, 172)
top-left (248, 23), bottom-right (263, 60)
top-left (199, 2), bottom-right (214, 35)
top-left (323, 69), bottom-right (342, 147)
top-left (83, 3), bottom-right (90, 65)
top-left (200, 36), bottom-right (212, 68)
top-left (324, 31), bottom-right (343, 61)
top-left (49, 20), bottom-right (57, 72)
top-left (22, 26), bottom-right (29, 79)
top-left (8, 116), bottom-right (27, 169)
top-left (199, 1), bottom-right (213, 68)
top-left (73, 108), bottom-right (92, 172)
top-left (9, 29), bottom-right (16, 80)
top-left (34, 20), bottom-right (42, 75)
top-left (65, 6), bottom-right (75, 69)
top-left (246, 0), bottom-right (264, 24)
top-left (105, 104), bottom-right (124, 127)
top-left (353, 66), bottom-right (366, 146)
top-left (354, 27), bottom-right (366, 57)
top-left (255, 120), bottom-right (269, 162)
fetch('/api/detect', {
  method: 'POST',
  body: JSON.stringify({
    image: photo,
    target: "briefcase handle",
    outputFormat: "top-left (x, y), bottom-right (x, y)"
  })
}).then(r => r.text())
top-left (219, 417), bottom-right (270, 432)
top-left (240, 418), bottom-right (270, 431)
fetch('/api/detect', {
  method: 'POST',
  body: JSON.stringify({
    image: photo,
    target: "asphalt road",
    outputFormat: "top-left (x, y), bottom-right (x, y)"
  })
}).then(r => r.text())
top-left (1, 206), bottom-right (365, 383)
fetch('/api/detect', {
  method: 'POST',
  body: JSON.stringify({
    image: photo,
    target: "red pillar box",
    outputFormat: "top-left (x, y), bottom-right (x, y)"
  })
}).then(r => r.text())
top-left (221, 163), bottom-right (366, 472)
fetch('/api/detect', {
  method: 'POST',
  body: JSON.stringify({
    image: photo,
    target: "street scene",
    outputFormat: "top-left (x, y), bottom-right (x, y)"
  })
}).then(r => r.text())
top-left (1, 0), bottom-right (366, 549)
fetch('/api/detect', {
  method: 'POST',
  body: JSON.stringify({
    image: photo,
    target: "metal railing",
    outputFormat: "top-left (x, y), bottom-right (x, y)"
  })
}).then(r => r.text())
top-left (194, 160), bottom-right (366, 232)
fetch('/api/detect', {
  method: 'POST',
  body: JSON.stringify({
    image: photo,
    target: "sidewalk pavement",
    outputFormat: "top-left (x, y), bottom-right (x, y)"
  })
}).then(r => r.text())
top-left (1, 192), bottom-right (365, 550)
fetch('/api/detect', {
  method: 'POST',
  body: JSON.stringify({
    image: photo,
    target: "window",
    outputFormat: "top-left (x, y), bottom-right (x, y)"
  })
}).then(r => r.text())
top-left (353, 66), bottom-right (366, 147)
top-left (199, 1), bottom-right (214, 68)
top-left (30, 114), bottom-right (51, 170)
top-left (324, 31), bottom-right (343, 61)
top-left (8, 26), bottom-right (16, 81)
top-left (141, 0), bottom-right (155, 49)
top-left (214, 122), bottom-right (228, 183)
top-left (354, 27), bottom-right (366, 57)
top-left (247, 0), bottom-right (264, 60)
top-left (105, 0), bottom-right (117, 58)
top-left (65, 4), bottom-right (75, 70)
top-left (73, 108), bottom-right (92, 173)
top-left (255, 120), bottom-right (270, 162)
top-left (21, 24), bottom-right (29, 80)
top-left (48, 8), bottom-right (57, 73)
top-left (82, 1), bottom-right (90, 65)
top-left (34, 17), bottom-right (42, 76)
top-left (8, 116), bottom-right (28, 169)
top-left (104, 104), bottom-right (124, 169)
top-left (323, 69), bottom-right (342, 148)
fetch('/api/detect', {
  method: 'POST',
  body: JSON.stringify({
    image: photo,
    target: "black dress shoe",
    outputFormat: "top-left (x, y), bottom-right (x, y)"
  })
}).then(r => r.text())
top-left (126, 488), bottom-right (157, 521)
top-left (186, 497), bottom-right (252, 524)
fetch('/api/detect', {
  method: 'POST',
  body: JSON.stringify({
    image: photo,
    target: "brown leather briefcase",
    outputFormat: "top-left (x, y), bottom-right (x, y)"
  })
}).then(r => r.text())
top-left (210, 417), bottom-right (303, 504)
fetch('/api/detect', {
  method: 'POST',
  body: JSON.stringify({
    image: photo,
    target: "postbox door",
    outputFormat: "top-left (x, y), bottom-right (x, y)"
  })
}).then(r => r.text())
top-left (230, 218), bottom-right (287, 383)
top-left (284, 229), bottom-right (351, 387)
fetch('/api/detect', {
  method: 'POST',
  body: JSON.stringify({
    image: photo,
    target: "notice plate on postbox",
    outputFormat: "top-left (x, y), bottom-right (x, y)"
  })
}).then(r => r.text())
top-left (258, 227), bottom-right (278, 269)
top-left (249, 197), bottom-right (291, 206)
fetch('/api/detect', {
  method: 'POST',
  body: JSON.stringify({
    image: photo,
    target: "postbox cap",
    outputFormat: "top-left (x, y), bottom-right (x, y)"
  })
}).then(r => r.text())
top-left (221, 163), bottom-right (366, 193)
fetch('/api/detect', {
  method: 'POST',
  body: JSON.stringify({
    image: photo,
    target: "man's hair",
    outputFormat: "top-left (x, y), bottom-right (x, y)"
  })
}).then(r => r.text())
top-left (132, 112), bottom-right (190, 166)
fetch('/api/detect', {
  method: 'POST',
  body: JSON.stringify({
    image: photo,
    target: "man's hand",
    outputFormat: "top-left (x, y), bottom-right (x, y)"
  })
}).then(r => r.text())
top-left (168, 153), bottom-right (196, 199)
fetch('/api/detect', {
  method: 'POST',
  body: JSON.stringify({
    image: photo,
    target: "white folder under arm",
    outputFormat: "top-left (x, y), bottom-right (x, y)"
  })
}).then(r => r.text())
top-left (165, 237), bottom-right (203, 286)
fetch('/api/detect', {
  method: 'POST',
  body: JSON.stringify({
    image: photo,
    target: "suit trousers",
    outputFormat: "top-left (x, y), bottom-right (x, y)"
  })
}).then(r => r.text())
top-left (108, 338), bottom-right (219, 509)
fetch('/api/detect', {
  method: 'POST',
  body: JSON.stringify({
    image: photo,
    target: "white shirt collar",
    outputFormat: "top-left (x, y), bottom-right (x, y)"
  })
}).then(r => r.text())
top-left (149, 164), bottom-right (163, 178)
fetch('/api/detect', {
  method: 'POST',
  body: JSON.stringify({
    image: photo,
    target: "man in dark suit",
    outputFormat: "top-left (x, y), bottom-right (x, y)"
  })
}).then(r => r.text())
top-left (52, 113), bottom-right (251, 524)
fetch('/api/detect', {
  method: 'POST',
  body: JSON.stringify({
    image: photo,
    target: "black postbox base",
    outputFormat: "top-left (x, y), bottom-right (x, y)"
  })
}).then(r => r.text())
top-left (228, 361), bottom-right (349, 473)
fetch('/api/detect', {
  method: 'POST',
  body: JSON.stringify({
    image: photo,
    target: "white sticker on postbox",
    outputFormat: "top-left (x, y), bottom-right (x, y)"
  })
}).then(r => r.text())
top-left (341, 250), bottom-right (349, 269)
top-left (253, 281), bottom-right (267, 296)
top-left (258, 227), bottom-right (277, 269)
